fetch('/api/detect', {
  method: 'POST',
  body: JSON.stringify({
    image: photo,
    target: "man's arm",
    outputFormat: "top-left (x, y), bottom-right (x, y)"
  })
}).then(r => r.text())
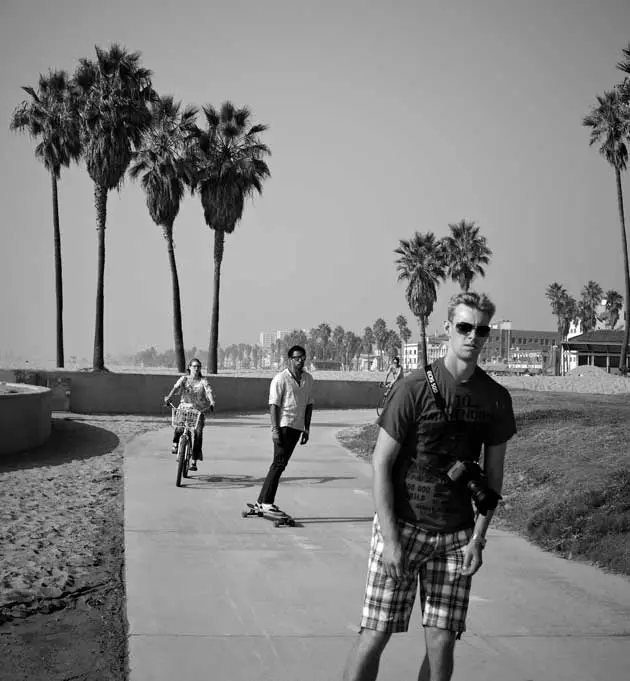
top-left (270, 404), bottom-right (281, 444)
top-left (300, 403), bottom-right (314, 444)
top-left (461, 441), bottom-right (507, 576)
top-left (372, 427), bottom-right (405, 579)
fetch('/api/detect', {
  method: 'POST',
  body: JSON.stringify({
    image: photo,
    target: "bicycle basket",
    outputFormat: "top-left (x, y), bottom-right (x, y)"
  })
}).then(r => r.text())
top-left (172, 406), bottom-right (201, 429)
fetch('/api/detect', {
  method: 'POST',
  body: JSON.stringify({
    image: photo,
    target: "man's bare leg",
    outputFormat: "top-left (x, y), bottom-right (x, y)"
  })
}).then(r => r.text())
top-left (417, 653), bottom-right (430, 681)
top-left (421, 627), bottom-right (456, 681)
top-left (342, 629), bottom-right (391, 681)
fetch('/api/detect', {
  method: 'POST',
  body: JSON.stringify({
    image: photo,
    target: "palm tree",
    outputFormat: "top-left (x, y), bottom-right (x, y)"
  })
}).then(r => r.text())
top-left (372, 318), bottom-right (388, 370)
top-left (192, 102), bottom-right (271, 374)
top-left (10, 70), bottom-right (81, 367)
top-left (73, 44), bottom-right (154, 370)
top-left (442, 219), bottom-right (492, 291)
top-left (579, 280), bottom-right (604, 333)
top-left (317, 322), bottom-right (332, 360)
top-left (332, 325), bottom-right (345, 363)
top-left (362, 327), bottom-right (375, 370)
top-left (545, 282), bottom-right (570, 339)
top-left (604, 290), bottom-right (624, 329)
top-left (128, 95), bottom-right (198, 372)
top-left (583, 88), bottom-right (630, 373)
top-left (394, 232), bottom-right (446, 367)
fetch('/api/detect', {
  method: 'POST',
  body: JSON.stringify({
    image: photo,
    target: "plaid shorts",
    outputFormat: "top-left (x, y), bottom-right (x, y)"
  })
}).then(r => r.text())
top-left (360, 515), bottom-right (473, 634)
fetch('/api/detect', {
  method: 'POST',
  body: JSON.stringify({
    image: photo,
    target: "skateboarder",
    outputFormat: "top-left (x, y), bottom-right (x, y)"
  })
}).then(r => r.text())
top-left (255, 345), bottom-right (314, 514)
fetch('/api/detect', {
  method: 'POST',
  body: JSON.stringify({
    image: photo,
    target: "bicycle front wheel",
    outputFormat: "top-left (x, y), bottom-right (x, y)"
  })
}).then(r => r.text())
top-left (176, 437), bottom-right (189, 487)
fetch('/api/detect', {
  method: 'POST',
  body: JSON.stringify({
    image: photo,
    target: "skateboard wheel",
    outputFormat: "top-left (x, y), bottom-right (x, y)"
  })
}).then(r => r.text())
top-left (241, 511), bottom-right (248, 518)
top-left (273, 520), bottom-right (281, 528)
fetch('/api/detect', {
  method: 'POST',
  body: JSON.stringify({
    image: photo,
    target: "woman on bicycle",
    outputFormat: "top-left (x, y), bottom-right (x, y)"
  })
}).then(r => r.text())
top-left (164, 358), bottom-right (215, 471)
top-left (383, 356), bottom-right (404, 392)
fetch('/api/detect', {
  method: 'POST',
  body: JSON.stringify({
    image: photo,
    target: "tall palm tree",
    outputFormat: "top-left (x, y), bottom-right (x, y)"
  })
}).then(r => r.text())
top-left (394, 232), bottom-right (446, 367)
top-left (317, 322), bottom-right (332, 360)
top-left (192, 102), bottom-right (271, 374)
top-left (332, 325), bottom-right (345, 363)
top-left (10, 70), bottom-right (81, 367)
top-left (372, 318), bottom-right (388, 370)
top-left (128, 96), bottom-right (198, 372)
top-left (579, 280), bottom-right (604, 332)
top-left (583, 89), bottom-right (630, 373)
top-left (604, 289), bottom-right (624, 329)
top-left (73, 44), bottom-right (154, 370)
top-left (362, 327), bottom-right (375, 370)
top-left (442, 219), bottom-right (492, 291)
top-left (545, 282), bottom-right (570, 339)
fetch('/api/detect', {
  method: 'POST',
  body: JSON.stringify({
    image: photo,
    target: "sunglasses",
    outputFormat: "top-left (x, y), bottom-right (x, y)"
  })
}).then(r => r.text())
top-left (454, 322), bottom-right (491, 338)
top-left (290, 355), bottom-right (306, 361)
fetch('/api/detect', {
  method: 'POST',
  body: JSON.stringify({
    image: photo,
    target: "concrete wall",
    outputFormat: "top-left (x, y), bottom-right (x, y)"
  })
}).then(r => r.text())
top-left (0, 384), bottom-right (52, 454)
top-left (0, 369), bottom-right (382, 415)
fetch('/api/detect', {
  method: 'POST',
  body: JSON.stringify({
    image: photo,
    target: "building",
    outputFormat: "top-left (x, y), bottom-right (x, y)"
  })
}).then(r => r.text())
top-left (562, 329), bottom-right (630, 374)
top-left (403, 334), bottom-right (449, 371)
top-left (258, 329), bottom-right (289, 350)
top-left (478, 325), bottom-right (560, 373)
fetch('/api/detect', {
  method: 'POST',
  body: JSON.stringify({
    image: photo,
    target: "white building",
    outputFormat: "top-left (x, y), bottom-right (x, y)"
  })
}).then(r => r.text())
top-left (403, 335), bottom-right (449, 370)
top-left (259, 329), bottom-right (289, 350)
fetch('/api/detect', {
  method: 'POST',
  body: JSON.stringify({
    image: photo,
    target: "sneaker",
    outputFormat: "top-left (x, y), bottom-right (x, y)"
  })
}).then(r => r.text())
top-left (189, 461), bottom-right (198, 471)
top-left (261, 503), bottom-right (282, 514)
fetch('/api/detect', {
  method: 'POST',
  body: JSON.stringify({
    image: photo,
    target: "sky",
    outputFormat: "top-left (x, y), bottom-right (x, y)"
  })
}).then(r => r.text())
top-left (1, 0), bottom-right (630, 364)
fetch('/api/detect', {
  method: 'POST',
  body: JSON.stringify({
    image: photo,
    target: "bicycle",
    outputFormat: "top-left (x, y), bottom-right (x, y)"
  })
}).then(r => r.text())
top-left (168, 402), bottom-right (202, 487)
top-left (376, 382), bottom-right (392, 416)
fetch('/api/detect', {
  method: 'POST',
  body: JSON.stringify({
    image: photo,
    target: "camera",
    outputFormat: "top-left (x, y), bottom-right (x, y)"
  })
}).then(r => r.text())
top-left (446, 461), bottom-right (502, 516)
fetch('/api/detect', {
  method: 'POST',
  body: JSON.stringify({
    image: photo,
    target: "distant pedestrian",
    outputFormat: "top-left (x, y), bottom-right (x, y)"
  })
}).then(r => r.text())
top-left (343, 292), bottom-right (516, 681)
top-left (255, 345), bottom-right (314, 514)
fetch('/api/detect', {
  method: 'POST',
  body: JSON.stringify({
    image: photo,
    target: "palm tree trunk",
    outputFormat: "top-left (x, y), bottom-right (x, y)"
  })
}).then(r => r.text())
top-left (51, 171), bottom-right (64, 368)
top-left (418, 316), bottom-right (428, 367)
top-left (615, 167), bottom-right (630, 374)
top-left (164, 226), bottom-right (186, 373)
top-left (92, 183), bottom-right (108, 371)
top-left (208, 228), bottom-right (225, 374)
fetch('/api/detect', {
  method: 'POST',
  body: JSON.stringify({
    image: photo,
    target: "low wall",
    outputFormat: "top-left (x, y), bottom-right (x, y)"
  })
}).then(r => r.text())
top-left (0, 384), bottom-right (52, 454)
top-left (0, 369), bottom-right (382, 415)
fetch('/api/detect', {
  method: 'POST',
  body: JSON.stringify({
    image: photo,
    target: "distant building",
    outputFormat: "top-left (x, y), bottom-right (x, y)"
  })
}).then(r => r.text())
top-left (403, 334), bottom-right (449, 371)
top-left (479, 326), bottom-right (560, 373)
top-left (562, 329), bottom-right (629, 374)
top-left (259, 329), bottom-right (289, 350)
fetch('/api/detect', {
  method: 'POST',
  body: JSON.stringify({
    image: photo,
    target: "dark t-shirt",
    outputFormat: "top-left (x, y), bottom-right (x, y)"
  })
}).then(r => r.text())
top-left (378, 357), bottom-right (517, 532)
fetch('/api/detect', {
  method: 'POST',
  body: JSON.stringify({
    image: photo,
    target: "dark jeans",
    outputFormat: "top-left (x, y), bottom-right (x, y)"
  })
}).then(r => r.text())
top-left (257, 427), bottom-right (302, 504)
top-left (172, 413), bottom-right (205, 459)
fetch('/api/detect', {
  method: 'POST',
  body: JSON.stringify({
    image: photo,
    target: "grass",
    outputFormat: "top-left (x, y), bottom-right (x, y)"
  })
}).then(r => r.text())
top-left (336, 389), bottom-right (630, 576)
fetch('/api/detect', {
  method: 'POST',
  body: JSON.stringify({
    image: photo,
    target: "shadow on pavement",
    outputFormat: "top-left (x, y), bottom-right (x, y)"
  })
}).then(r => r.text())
top-left (296, 516), bottom-right (374, 524)
top-left (177, 473), bottom-right (357, 490)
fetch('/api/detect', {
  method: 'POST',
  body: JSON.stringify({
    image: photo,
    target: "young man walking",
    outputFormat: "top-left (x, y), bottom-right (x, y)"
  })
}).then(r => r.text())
top-left (343, 292), bottom-right (516, 681)
top-left (256, 345), bottom-right (314, 513)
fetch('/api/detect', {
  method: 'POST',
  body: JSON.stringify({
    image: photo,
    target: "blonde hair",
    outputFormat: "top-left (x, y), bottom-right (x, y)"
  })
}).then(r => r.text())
top-left (447, 291), bottom-right (496, 321)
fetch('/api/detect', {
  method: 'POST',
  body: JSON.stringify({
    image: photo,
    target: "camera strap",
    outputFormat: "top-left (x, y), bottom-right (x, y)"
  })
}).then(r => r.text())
top-left (424, 364), bottom-right (448, 418)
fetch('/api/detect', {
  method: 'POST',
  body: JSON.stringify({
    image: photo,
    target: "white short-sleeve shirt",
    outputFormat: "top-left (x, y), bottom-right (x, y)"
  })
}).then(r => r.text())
top-left (269, 369), bottom-right (314, 431)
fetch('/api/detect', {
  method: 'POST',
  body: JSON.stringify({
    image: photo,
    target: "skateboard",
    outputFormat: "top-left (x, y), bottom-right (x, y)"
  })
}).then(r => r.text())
top-left (241, 502), bottom-right (296, 527)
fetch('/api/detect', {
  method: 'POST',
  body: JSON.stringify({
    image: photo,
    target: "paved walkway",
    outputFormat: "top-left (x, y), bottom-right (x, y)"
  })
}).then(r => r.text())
top-left (124, 409), bottom-right (630, 681)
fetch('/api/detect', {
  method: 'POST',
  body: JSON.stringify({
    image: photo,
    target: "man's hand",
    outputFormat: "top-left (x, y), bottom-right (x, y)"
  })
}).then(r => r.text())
top-left (272, 428), bottom-right (281, 446)
top-left (382, 540), bottom-right (406, 580)
top-left (461, 539), bottom-right (484, 576)
top-left (300, 430), bottom-right (309, 445)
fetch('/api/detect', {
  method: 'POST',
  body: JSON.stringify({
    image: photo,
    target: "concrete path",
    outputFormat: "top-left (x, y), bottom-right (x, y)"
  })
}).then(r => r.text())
top-left (124, 409), bottom-right (630, 681)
